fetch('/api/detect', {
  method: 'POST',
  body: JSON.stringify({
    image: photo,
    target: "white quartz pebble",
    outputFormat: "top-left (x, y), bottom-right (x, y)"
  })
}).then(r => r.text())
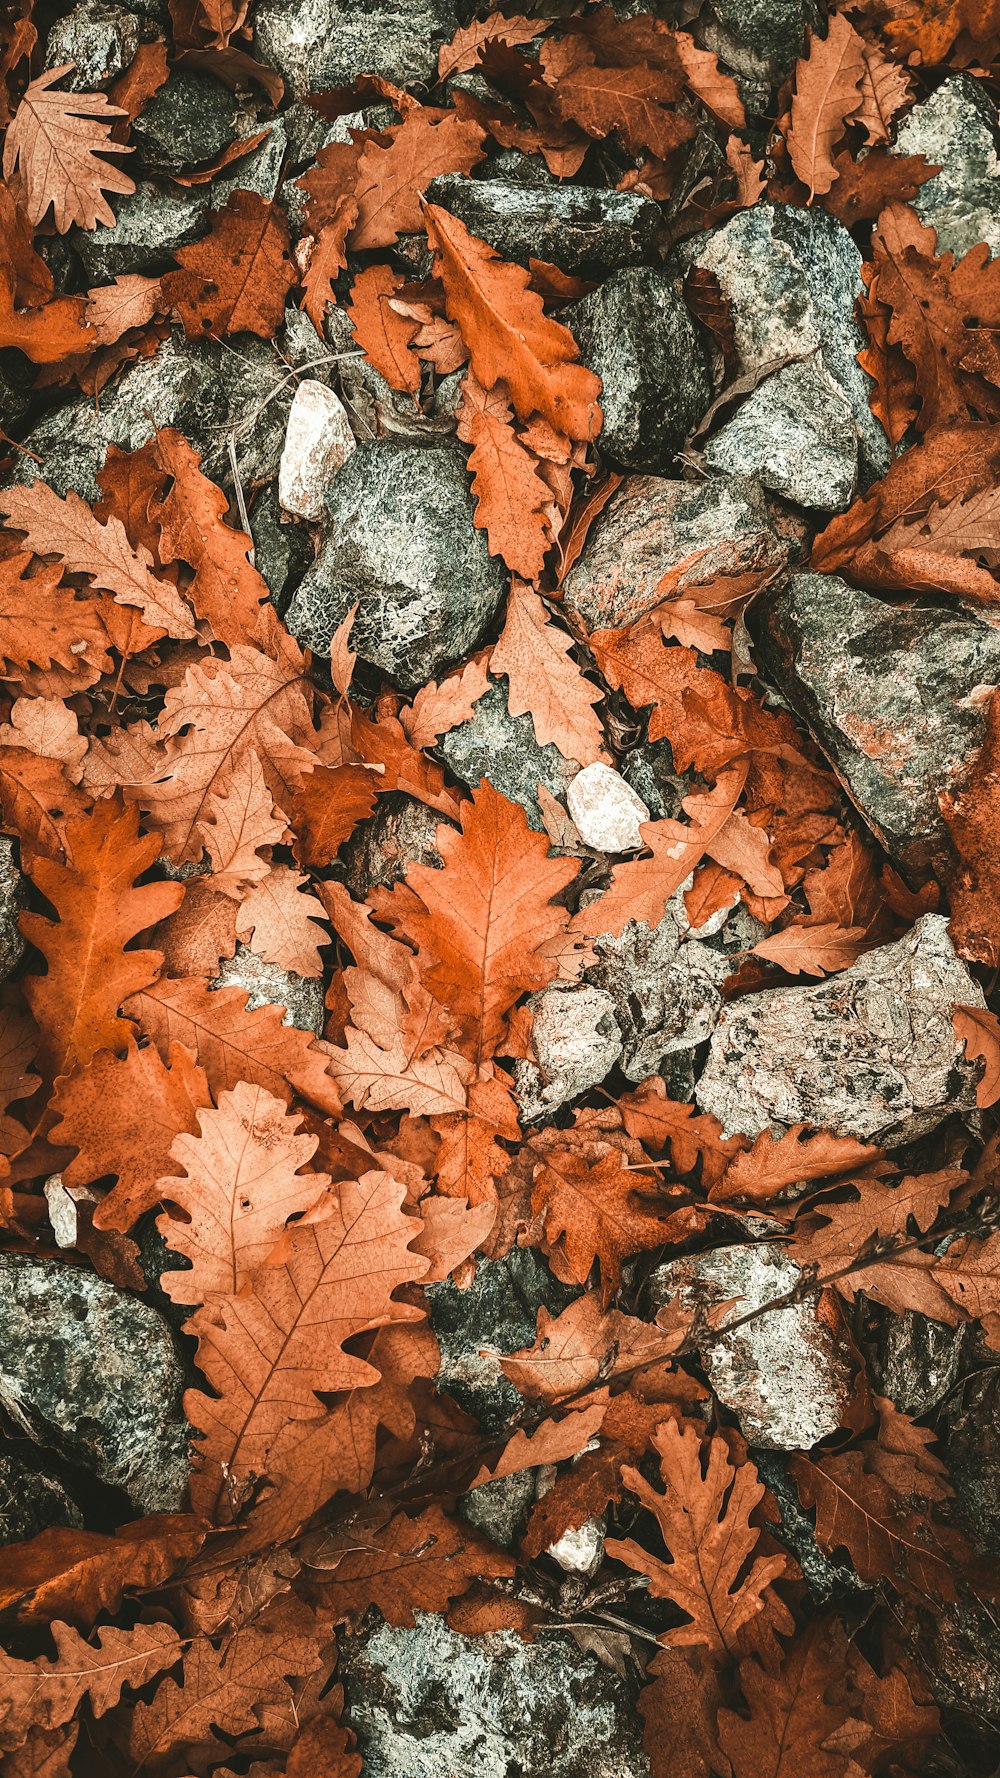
top-left (567, 761), bottom-right (649, 853)
top-left (278, 379), bottom-right (356, 521)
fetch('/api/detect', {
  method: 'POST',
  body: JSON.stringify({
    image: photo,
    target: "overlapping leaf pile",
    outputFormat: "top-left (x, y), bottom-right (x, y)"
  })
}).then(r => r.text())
top-left (1, 0), bottom-right (1000, 1774)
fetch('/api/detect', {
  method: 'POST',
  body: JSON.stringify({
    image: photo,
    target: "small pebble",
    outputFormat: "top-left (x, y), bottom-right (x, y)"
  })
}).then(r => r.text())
top-left (278, 379), bottom-right (356, 520)
top-left (567, 762), bottom-right (650, 852)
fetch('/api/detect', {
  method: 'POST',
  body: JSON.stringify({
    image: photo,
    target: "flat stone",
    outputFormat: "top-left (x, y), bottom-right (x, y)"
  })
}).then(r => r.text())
top-left (254, 0), bottom-right (455, 99)
top-left (703, 355), bottom-right (861, 511)
top-left (547, 1517), bottom-right (605, 1578)
top-left (73, 181), bottom-right (210, 282)
top-left (567, 763), bottom-right (649, 853)
top-left (340, 1612), bottom-right (649, 1778)
top-left (689, 202), bottom-right (889, 492)
top-left (648, 1244), bottom-right (854, 1449)
top-left (459, 1470), bottom-right (535, 1550)
top-left (514, 983), bottom-right (623, 1122)
top-left (753, 573), bottom-right (1000, 877)
top-left (566, 267), bottom-right (710, 474)
top-left (283, 441), bottom-right (506, 689)
top-left (44, 0), bottom-right (138, 88)
top-left (212, 117), bottom-right (289, 208)
top-left (340, 793), bottom-right (446, 898)
top-left (131, 71), bottom-right (242, 174)
top-left (212, 944), bottom-right (325, 1037)
top-left (0, 835), bottom-right (26, 982)
top-left (424, 175), bottom-right (661, 274)
top-left (428, 1247), bottom-right (576, 1434)
top-left (278, 379), bottom-right (356, 520)
top-left (588, 900), bottom-right (728, 1083)
top-left (892, 74), bottom-right (1000, 259)
top-left (561, 471), bottom-right (782, 632)
top-left (696, 914), bottom-right (985, 1146)
top-left (438, 680), bottom-right (578, 831)
top-left (0, 1256), bottom-right (189, 1514)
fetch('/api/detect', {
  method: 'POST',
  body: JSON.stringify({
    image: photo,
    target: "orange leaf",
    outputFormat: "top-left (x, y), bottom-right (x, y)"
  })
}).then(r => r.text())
top-left (349, 109), bottom-right (486, 250)
top-left (788, 14), bottom-right (866, 201)
top-left (0, 1515), bottom-right (204, 1630)
top-left (314, 1505), bottom-right (514, 1626)
top-left (457, 374), bottom-right (553, 580)
top-left (3, 65), bottom-right (134, 231)
top-left (491, 577), bottom-right (606, 763)
top-left (712, 1124), bottom-right (884, 1204)
top-left (532, 1144), bottom-right (668, 1297)
top-left (953, 1003), bottom-right (1000, 1107)
top-left (164, 190), bottom-right (295, 339)
top-left (347, 263), bottom-right (421, 395)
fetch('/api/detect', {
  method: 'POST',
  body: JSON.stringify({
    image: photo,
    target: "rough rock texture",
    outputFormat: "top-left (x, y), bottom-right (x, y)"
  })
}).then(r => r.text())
top-left (0, 1443), bottom-right (84, 1545)
top-left (648, 1244), bottom-right (854, 1449)
top-left (253, 0), bottom-right (455, 99)
top-left (212, 945), bottom-right (326, 1036)
top-left (561, 471), bottom-right (782, 631)
top-left (869, 1309), bottom-right (968, 1417)
top-left (690, 202), bottom-right (889, 499)
top-left (567, 763), bottom-right (649, 852)
top-left (696, 915), bottom-right (985, 1145)
top-left (588, 901), bottom-right (728, 1082)
top-left (458, 1470), bottom-right (535, 1550)
top-left (74, 182), bottom-right (210, 281)
top-left (278, 379), bottom-right (356, 520)
top-left (700, 0), bottom-right (820, 112)
top-left (429, 1247), bottom-right (576, 1434)
top-left (892, 74), bottom-right (1000, 260)
top-left (340, 794), bottom-right (446, 898)
top-left (940, 1372), bottom-right (1000, 1555)
top-left (566, 267), bottom-right (711, 474)
top-left (0, 836), bottom-right (27, 982)
top-left (438, 680), bottom-right (578, 830)
top-left (755, 1451), bottom-right (869, 1607)
top-left (340, 1612), bottom-right (649, 1778)
top-left (703, 356), bottom-right (861, 511)
top-left (621, 738), bottom-right (687, 822)
top-left (252, 483), bottom-right (313, 616)
top-left (131, 72), bottom-right (243, 175)
top-left (44, 0), bottom-right (138, 89)
top-left (515, 983), bottom-right (624, 1121)
top-left (283, 442), bottom-right (506, 688)
top-left (754, 573), bottom-right (1000, 877)
top-left (424, 175), bottom-right (661, 274)
top-left (0, 1257), bottom-right (189, 1514)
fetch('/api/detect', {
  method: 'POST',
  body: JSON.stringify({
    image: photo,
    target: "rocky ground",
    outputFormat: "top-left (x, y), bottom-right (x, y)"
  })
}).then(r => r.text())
top-left (2, 1), bottom-right (1000, 1776)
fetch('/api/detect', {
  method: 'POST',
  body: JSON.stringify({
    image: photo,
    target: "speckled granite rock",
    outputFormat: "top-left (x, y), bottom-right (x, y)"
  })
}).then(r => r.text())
top-left (212, 945), bottom-right (326, 1037)
top-left (438, 680), bottom-right (578, 830)
top-left (515, 983), bottom-right (623, 1121)
top-left (254, 0), bottom-right (455, 99)
top-left (425, 174), bottom-right (660, 274)
top-left (892, 73), bottom-right (1000, 259)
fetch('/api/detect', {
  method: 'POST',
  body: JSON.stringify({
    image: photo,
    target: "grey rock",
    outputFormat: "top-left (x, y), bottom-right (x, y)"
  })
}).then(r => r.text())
top-left (459, 1470), bottom-right (535, 1550)
top-left (690, 202), bottom-right (889, 493)
top-left (566, 267), bottom-right (710, 475)
top-left (561, 471), bottom-right (782, 632)
top-left (696, 914), bottom-right (985, 1146)
top-left (514, 983), bottom-right (623, 1122)
top-left (8, 330), bottom-right (304, 503)
top-left (0, 837), bottom-right (26, 982)
top-left (425, 175), bottom-right (661, 275)
top-left (754, 573), bottom-right (1000, 877)
top-left (621, 739), bottom-right (686, 823)
top-left (477, 146), bottom-right (558, 187)
top-left (212, 117), bottom-right (289, 207)
top-left (212, 944), bottom-right (325, 1037)
top-left (703, 355), bottom-right (862, 511)
top-left (588, 899), bottom-right (728, 1082)
top-left (892, 73), bottom-right (1000, 260)
top-left (0, 1442), bottom-right (84, 1545)
top-left (284, 442), bottom-right (506, 688)
top-left (869, 1308), bottom-right (968, 1417)
top-left (251, 483), bottom-right (313, 617)
top-left (0, 353), bottom-right (35, 432)
top-left (340, 793), bottom-right (445, 898)
top-left (73, 180), bottom-right (210, 282)
top-left (940, 1372), bottom-right (1000, 1555)
top-left (131, 71), bottom-right (242, 174)
top-left (429, 1247), bottom-right (576, 1434)
top-left (438, 679), bottom-right (578, 830)
top-left (754, 1451), bottom-right (869, 1607)
top-left (341, 1612), bottom-right (649, 1778)
top-left (253, 0), bottom-right (455, 99)
top-left (648, 1243), bottom-right (854, 1449)
top-left (0, 1256), bottom-right (189, 1513)
top-left (45, 1), bottom-right (139, 89)
top-left (699, 1), bottom-right (818, 114)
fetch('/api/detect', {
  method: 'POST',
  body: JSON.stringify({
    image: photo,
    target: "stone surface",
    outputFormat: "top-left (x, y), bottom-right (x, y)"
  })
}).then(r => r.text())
top-left (340, 1612), bottom-right (649, 1778)
top-left (459, 1470), bottom-right (535, 1550)
top-left (703, 355), bottom-right (861, 511)
top-left (0, 1443), bottom-right (84, 1545)
top-left (131, 71), bottom-right (242, 174)
top-left (892, 73), bottom-right (1000, 260)
top-left (561, 471), bottom-right (782, 632)
top-left (44, 0), bottom-right (138, 89)
top-left (7, 330), bottom-right (306, 503)
top-left (696, 914), bottom-right (985, 1145)
top-left (251, 483), bottom-right (313, 616)
top-left (0, 1256), bottom-right (189, 1513)
top-left (940, 1371), bottom-right (1000, 1555)
top-left (568, 763), bottom-right (649, 853)
top-left (868, 1308), bottom-right (968, 1417)
top-left (588, 900), bottom-right (729, 1083)
top-left (429, 1247), bottom-right (576, 1434)
top-left (754, 573), bottom-right (1000, 877)
top-left (515, 983), bottom-right (624, 1122)
top-left (278, 378), bottom-right (356, 520)
top-left (283, 442), bottom-right (506, 689)
top-left (340, 793), bottom-right (446, 899)
top-left (547, 1517), bottom-right (605, 1577)
top-left (754, 1451), bottom-right (869, 1607)
top-left (566, 267), bottom-right (710, 474)
top-left (621, 739), bottom-right (686, 823)
top-left (212, 945), bottom-right (326, 1037)
top-left (424, 175), bottom-right (660, 274)
top-left (648, 1243), bottom-right (854, 1449)
top-left (254, 0), bottom-right (455, 99)
top-left (439, 679), bottom-right (578, 830)
top-left (0, 835), bottom-right (27, 982)
top-left (700, 0), bottom-right (820, 112)
top-left (73, 181), bottom-right (210, 282)
top-left (690, 202), bottom-right (889, 491)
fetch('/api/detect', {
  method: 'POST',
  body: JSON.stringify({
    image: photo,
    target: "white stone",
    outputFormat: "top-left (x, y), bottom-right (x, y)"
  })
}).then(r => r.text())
top-left (44, 1174), bottom-right (98, 1249)
top-left (514, 983), bottom-right (623, 1121)
top-left (567, 762), bottom-right (649, 853)
top-left (277, 378), bottom-right (355, 520)
top-left (547, 1517), bottom-right (605, 1577)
